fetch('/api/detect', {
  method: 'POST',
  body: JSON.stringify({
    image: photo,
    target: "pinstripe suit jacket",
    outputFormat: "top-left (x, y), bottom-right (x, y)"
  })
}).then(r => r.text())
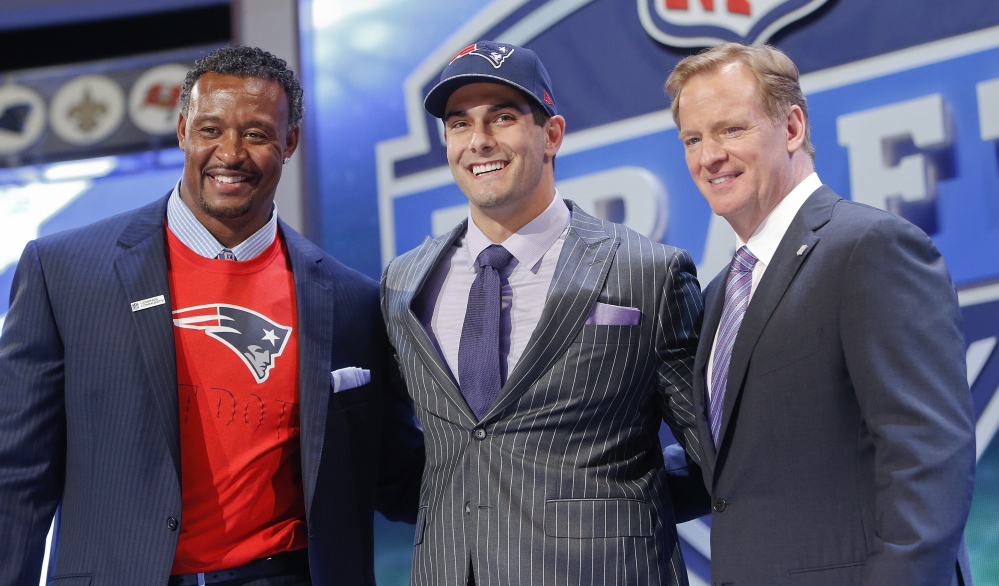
top-left (0, 195), bottom-right (423, 586)
top-left (381, 201), bottom-right (705, 586)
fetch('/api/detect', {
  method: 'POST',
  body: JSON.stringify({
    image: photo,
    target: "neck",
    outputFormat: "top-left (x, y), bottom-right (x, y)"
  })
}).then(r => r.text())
top-left (733, 161), bottom-right (814, 241)
top-left (470, 189), bottom-right (555, 243)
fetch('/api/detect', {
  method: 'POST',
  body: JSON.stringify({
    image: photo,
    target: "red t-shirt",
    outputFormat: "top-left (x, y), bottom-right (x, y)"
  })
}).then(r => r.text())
top-left (167, 228), bottom-right (307, 573)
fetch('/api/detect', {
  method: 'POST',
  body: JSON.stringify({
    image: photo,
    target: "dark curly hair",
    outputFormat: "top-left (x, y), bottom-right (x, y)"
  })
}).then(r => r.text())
top-left (179, 45), bottom-right (304, 129)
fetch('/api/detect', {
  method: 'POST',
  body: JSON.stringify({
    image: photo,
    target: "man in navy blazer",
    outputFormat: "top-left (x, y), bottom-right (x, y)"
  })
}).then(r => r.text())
top-left (665, 43), bottom-right (975, 585)
top-left (0, 46), bottom-right (422, 585)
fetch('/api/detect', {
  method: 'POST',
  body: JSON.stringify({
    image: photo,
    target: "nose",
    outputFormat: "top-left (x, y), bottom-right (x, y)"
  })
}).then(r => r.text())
top-left (468, 130), bottom-right (495, 154)
top-left (698, 137), bottom-right (726, 169)
top-left (215, 131), bottom-right (248, 166)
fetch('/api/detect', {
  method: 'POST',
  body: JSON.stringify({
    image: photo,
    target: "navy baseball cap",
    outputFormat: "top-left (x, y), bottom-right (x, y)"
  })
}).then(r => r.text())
top-left (424, 41), bottom-right (557, 119)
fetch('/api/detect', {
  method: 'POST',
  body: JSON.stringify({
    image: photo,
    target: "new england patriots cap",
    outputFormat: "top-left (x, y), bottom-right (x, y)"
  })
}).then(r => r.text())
top-left (424, 41), bottom-right (557, 119)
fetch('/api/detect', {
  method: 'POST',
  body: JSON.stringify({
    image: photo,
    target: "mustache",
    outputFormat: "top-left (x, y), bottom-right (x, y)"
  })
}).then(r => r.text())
top-left (201, 164), bottom-right (259, 177)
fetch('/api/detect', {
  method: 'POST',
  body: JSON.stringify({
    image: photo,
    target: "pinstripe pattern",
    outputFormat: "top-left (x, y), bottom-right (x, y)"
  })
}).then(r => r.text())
top-left (382, 201), bottom-right (703, 586)
top-left (0, 195), bottom-right (423, 585)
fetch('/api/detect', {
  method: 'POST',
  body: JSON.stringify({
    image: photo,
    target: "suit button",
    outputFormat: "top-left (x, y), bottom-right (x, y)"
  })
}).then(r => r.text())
top-left (464, 501), bottom-right (471, 514)
top-left (167, 517), bottom-right (179, 531)
top-left (472, 428), bottom-right (487, 440)
top-left (712, 498), bottom-right (728, 512)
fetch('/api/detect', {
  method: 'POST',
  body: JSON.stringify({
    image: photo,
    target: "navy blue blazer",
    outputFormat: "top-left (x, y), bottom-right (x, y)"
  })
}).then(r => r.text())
top-left (0, 195), bottom-right (424, 585)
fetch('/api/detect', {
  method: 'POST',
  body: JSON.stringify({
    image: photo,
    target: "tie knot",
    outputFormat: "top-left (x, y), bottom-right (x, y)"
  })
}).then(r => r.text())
top-left (217, 248), bottom-right (237, 261)
top-left (731, 246), bottom-right (757, 273)
top-left (477, 245), bottom-right (514, 271)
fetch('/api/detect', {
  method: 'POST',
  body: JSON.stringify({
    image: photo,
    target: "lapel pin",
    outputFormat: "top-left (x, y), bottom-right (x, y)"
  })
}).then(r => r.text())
top-left (796, 244), bottom-right (808, 256)
top-left (131, 295), bottom-right (166, 312)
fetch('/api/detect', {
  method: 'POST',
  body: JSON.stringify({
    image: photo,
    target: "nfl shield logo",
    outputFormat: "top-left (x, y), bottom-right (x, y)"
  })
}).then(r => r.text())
top-left (638, 0), bottom-right (831, 47)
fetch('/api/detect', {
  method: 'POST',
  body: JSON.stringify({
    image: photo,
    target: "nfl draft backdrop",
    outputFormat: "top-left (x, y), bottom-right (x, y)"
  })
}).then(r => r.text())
top-left (300, 0), bottom-right (999, 583)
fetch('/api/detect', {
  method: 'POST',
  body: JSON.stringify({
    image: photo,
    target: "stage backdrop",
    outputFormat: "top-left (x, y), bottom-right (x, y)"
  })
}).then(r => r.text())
top-left (299, 0), bottom-right (999, 584)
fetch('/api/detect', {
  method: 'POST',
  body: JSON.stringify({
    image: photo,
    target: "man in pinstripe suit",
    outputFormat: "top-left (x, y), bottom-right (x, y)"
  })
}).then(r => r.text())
top-left (381, 40), bottom-right (707, 586)
top-left (0, 46), bottom-right (422, 585)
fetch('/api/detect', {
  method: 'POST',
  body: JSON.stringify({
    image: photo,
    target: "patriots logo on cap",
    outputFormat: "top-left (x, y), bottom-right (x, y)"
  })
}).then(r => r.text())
top-left (173, 304), bottom-right (292, 383)
top-left (450, 42), bottom-right (515, 69)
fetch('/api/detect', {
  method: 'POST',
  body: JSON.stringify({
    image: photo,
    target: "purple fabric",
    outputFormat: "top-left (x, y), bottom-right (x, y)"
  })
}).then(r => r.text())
top-left (708, 246), bottom-right (757, 447)
top-left (585, 302), bottom-right (641, 326)
top-left (458, 245), bottom-right (514, 419)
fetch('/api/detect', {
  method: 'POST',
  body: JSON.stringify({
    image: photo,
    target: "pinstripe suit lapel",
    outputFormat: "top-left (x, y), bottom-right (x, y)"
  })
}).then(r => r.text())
top-left (113, 196), bottom-right (180, 475)
top-left (486, 204), bottom-right (618, 420)
top-left (400, 223), bottom-right (475, 422)
top-left (716, 187), bottom-right (838, 454)
top-left (692, 267), bottom-right (727, 473)
top-left (282, 224), bottom-right (334, 514)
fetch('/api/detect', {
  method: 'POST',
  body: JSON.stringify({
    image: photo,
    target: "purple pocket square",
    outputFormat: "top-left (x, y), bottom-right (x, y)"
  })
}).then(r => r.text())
top-left (585, 302), bottom-right (641, 326)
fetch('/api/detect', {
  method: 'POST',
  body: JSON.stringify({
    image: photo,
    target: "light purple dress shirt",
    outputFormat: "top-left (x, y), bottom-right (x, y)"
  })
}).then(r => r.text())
top-left (413, 194), bottom-right (571, 384)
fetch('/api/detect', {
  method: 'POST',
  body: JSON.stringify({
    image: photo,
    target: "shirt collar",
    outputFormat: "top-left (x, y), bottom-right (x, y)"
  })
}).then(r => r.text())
top-left (741, 173), bottom-right (821, 267)
top-left (166, 180), bottom-right (278, 260)
top-left (464, 190), bottom-right (571, 272)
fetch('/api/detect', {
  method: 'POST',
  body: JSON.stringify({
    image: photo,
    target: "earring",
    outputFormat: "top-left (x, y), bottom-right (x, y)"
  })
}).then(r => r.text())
top-left (283, 157), bottom-right (291, 165)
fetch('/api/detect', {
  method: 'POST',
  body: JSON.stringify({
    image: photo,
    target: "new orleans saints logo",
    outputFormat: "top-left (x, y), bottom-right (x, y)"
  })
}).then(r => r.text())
top-left (173, 304), bottom-right (292, 383)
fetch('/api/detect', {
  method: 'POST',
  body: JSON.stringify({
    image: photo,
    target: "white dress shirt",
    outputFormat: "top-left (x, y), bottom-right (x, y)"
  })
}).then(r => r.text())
top-left (707, 172), bottom-right (822, 399)
top-left (414, 193), bottom-right (571, 384)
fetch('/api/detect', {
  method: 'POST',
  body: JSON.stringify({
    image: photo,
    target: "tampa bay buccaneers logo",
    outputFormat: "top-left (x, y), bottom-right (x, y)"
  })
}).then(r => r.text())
top-left (173, 304), bottom-right (292, 383)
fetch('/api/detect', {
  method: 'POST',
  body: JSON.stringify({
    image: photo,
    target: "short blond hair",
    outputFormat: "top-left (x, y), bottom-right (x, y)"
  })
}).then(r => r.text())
top-left (665, 43), bottom-right (814, 160)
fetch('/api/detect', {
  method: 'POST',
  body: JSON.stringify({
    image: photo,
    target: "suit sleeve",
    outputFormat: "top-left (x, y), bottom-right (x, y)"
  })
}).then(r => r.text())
top-left (840, 215), bottom-right (975, 585)
top-left (374, 259), bottom-right (425, 523)
top-left (654, 249), bottom-right (711, 522)
top-left (0, 241), bottom-right (66, 585)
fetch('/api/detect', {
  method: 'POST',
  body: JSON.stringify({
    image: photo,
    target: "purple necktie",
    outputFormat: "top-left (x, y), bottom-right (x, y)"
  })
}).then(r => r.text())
top-left (709, 246), bottom-right (758, 447)
top-left (459, 245), bottom-right (514, 420)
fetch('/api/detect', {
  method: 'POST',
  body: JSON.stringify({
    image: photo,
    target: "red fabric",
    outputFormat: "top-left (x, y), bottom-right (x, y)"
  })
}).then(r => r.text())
top-left (166, 228), bottom-right (307, 573)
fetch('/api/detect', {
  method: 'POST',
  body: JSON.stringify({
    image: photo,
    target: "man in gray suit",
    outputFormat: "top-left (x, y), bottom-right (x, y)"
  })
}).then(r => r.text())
top-left (665, 43), bottom-right (975, 585)
top-left (381, 41), bottom-right (707, 585)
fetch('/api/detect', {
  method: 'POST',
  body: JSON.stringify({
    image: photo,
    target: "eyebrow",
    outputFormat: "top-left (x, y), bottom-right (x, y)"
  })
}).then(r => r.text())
top-left (443, 101), bottom-right (528, 122)
top-left (192, 115), bottom-right (278, 132)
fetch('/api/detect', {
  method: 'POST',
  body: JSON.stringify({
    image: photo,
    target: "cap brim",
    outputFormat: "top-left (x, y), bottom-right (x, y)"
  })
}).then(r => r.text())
top-left (424, 73), bottom-right (550, 119)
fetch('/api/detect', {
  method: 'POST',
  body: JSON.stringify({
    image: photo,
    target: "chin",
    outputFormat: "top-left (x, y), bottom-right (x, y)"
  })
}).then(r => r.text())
top-left (199, 195), bottom-right (254, 220)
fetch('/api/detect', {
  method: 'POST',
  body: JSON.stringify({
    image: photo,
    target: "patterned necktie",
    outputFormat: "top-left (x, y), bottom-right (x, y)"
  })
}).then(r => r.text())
top-left (217, 248), bottom-right (237, 261)
top-left (459, 244), bottom-right (514, 420)
top-left (709, 245), bottom-right (758, 447)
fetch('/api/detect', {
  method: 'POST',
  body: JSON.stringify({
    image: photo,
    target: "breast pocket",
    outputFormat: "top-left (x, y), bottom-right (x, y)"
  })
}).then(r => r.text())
top-left (48, 576), bottom-right (92, 586)
top-left (544, 498), bottom-right (653, 538)
top-left (574, 324), bottom-right (642, 346)
top-left (755, 327), bottom-right (823, 376)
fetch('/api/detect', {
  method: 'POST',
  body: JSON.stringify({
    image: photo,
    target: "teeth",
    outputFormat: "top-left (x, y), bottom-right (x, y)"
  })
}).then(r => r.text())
top-left (710, 175), bottom-right (735, 184)
top-left (212, 175), bottom-right (249, 184)
top-left (472, 161), bottom-right (505, 176)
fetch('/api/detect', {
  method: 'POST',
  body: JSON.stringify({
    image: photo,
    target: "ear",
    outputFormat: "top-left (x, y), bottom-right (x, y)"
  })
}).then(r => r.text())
top-left (176, 111), bottom-right (188, 151)
top-left (544, 114), bottom-right (566, 158)
top-left (785, 104), bottom-right (806, 154)
top-left (283, 124), bottom-right (301, 159)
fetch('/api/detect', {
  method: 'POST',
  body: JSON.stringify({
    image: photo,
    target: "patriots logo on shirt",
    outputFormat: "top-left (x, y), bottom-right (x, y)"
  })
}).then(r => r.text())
top-left (450, 42), bottom-right (514, 68)
top-left (173, 304), bottom-right (292, 383)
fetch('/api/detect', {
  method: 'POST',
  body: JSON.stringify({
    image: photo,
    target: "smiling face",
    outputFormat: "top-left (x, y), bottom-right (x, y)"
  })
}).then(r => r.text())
top-left (177, 72), bottom-right (299, 246)
top-left (443, 82), bottom-right (564, 240)
top-left (676, 61), bottom-right (809, 240)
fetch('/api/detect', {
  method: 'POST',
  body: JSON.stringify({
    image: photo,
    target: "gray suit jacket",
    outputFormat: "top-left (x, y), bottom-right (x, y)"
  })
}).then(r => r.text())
top-left (692, 186), bottom-right (975, 585)
top-left (0, 196), bottom-right (423, 585)
top-left (382, 201), bottom-right (705, 586)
